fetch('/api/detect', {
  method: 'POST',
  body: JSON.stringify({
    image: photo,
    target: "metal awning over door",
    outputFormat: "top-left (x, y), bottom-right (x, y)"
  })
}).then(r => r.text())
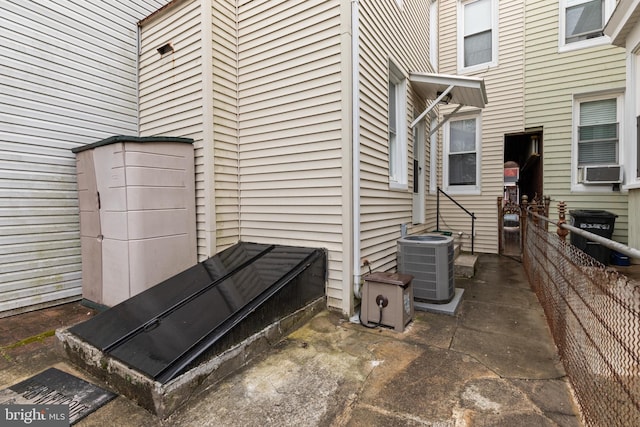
top-left (409, 72), bottom-right (488, 130)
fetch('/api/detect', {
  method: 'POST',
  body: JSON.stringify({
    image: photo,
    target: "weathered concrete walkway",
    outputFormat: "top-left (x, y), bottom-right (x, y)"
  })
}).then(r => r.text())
top-left (0, 254), bottom-right (582, 426)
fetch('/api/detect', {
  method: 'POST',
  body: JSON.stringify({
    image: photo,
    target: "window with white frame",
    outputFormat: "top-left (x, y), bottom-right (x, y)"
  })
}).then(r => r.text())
top-left (444, 114), bottom-right (481, 193)
top-left (577, 97), bottom-right (619, 166)
top-left (430, 0), bottom-right (439, 71)
top-left (429, 117), bottom-right (438, 193)
top-left (573, 93), bottom-right (624, 189)
top-left (559, 0), bottom-right (615, 51)
top-left (458, 0), bottom-right (497, 72)
top-left (388, 63), bottom-right (407, 188)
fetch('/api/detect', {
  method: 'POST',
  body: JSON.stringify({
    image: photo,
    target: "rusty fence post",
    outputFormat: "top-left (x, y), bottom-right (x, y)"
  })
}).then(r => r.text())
top-left (544, 196), bottom-right (551, 217)
top-left (557, 201), bottom-right (569, 241)
top-left (498, 196), bottom-right (503, 254)
top-left (521, 195), bottom-right (528, 255)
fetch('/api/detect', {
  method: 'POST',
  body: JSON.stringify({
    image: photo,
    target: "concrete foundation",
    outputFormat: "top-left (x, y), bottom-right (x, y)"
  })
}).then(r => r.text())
top-left (56, 297), bottom-right (325, 418)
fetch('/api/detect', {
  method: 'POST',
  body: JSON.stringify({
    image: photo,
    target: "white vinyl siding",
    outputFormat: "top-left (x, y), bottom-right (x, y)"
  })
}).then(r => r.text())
top-left (139, 0), bottom-right (235, 260)
top-left (0, 0), bottom-right (168, 316)
top-left (211, 0), bottom-right (240, 253)
top-left (525, 0), bottom-right (628, 242)
top-left (236, 0), bottom-right (345, 310)
top-left (439, 0), bottom-right (523, 254)
top-left (358, 0), bottom-right (432, 272)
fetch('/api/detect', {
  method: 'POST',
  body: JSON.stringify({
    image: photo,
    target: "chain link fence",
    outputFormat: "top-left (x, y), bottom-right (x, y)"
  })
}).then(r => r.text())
top-left (522, 207), bottom-right (640, 426)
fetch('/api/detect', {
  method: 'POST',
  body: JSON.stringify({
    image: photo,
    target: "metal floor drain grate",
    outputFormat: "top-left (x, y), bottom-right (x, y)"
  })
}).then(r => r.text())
top-left (0, 367), bottom-right (116, 424)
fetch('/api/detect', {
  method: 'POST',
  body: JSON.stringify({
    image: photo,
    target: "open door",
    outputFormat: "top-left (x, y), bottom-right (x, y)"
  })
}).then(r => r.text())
top-left (500, 130), bottom-right (543, 257)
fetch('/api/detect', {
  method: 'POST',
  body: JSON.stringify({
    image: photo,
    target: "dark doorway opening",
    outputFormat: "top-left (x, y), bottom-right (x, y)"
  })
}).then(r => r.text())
top-left (504, 129), bottom-right (543, 202)
top-left (500, 129), bottom-right (543, 257)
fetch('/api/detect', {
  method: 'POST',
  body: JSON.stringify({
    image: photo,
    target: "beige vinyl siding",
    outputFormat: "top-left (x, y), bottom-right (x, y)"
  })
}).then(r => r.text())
top-left (357, 0), bottom-right (433, 274)
top-left (212, 0), bottom-right (240, 252)
top-left (0, 0), bottom-right (168, 316)
top-left (524, 0), bottom-right (628, 243)
top-left (236, 0), bottom-right (345, 310)
top-left (140, 0), bottom-right (239, 259)
top-left (437, 0), bottom-right (525, 254)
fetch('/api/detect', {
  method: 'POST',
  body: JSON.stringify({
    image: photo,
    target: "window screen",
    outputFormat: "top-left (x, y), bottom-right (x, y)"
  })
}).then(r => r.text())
top-left (578, 98), bottom-right (617, 165)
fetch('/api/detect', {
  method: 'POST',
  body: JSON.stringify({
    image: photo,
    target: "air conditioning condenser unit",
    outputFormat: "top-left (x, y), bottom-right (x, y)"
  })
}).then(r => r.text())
top-left (397, 234), bottom-right (454, 304)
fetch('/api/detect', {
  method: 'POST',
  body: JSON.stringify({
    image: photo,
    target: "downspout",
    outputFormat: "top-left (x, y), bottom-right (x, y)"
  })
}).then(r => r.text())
top-left (136, 24), bottom-right (141, 136)
top-left (351, 0), bottom-right (361, 300)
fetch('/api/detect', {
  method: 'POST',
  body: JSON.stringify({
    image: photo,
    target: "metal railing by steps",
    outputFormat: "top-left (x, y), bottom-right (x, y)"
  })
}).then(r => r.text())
top-left (436, 186), bottom-right (476, 255)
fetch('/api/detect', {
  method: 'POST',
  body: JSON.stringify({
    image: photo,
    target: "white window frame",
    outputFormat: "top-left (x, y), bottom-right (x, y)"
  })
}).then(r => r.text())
top-left (571, 91), bottom-right (624, 192)
top-left (388, 62), bottom-right (408, 190)
top-left (429, 116), bottom-right (438, 194)
top-left (558, 0), bottom-right (615, 52)
top-left (457, 0), bottom-right (498, 74)
top-left (430, 0), bottom-right (439, 72)
top-left (443, 112), bottom-right (482, 195)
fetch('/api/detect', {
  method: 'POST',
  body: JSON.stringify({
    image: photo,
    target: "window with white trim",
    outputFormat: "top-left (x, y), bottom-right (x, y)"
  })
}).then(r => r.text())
top-left (388, 63), bottom-right (407, 189)
top-left (429, 117), bottom-right (438, 193)
top-left (559, 0), bottom-right (615, 51)
top-left (430, 0), bottom-right (439, 71)
top-left (458, 0), bottom-right (497, 72)
top-left (573, 93), bottom-right (624, 189)
top-left (444, 113), bottom-right (481, 193)
top-left (578, 98), bottom-right (618, 166)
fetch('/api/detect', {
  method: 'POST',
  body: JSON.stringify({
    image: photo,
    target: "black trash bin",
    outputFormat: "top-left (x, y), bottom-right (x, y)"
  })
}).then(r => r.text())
top-left (569, 210), bottom-right (617, 265)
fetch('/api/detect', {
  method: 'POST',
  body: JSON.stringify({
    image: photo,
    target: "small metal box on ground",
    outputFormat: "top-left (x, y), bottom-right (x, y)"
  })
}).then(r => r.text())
top-left (361, 272), bottom-right (413, 332)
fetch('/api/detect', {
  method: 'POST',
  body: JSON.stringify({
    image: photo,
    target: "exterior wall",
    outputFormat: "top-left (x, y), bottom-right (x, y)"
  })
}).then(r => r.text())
top-left (357, 0), bottom-right (434, 273)
top-left (437, 0), bottom-right (525, 254)
top-left (627, 31), bottom-right (640, 252)
top-left (139, 0), bottom-right (239, 260)
top-left (524, 1), bottom-right (628, 242)
top-left (211, 0), bottom-right (240, 252)
top-left (0, 0), bottom-right (168, 316)
top-left (606, 2), bottom-right (640, 252)
top-left (236, 0), bottom-right (348, 311)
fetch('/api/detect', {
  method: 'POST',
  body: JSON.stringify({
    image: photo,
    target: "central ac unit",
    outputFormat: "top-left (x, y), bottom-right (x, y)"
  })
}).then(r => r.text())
top-left (582, 165), bottom-right (623, 184)
top-left (397, 234), bottom-right (454, 304)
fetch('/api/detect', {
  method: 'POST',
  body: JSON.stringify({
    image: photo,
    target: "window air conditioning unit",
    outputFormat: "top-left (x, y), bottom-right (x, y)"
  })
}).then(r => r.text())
top-left (582, 165), bottom-right (623, 184)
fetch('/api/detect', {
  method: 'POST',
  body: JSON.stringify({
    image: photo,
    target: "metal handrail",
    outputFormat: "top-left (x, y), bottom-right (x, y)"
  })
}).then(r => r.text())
top-left (526, 206), bottom-right (640, 260)
top-left (436, 186), bottom-right (476, 254)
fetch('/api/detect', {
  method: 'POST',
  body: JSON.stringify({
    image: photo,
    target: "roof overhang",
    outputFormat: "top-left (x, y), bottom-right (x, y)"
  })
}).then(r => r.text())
top-left (409, 72), bottom-right (488, 128)
top-left (604, 0), bottom-right (640, 47)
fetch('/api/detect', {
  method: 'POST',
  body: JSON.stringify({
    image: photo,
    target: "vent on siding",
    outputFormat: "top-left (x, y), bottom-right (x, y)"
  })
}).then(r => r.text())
top-left (157, 43), bottom-right (174, 56)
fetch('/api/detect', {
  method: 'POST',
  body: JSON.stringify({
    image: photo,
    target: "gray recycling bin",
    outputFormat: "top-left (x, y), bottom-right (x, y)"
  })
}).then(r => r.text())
top-left (569, 210), bottom-right (617, 265)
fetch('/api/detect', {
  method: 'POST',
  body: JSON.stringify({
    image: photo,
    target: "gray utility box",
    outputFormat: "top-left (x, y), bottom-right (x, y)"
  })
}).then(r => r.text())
top-left (361, 272), bottom-right (413, 332)
top-left (397, 234), bottom-right (454, 304)
top-left (72, 136), bottom-right (196, 307)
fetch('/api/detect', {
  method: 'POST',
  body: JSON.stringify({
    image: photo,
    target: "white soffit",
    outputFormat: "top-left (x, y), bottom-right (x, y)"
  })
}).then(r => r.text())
top-left (409, 72), bottom-right (488, 109)
top-left (604, 0), bottom-right (640, 47)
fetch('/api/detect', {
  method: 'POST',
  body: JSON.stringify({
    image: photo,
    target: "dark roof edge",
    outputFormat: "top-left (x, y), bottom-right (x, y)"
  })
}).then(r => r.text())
top-left (72, 135), bottom-right (194, 153)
